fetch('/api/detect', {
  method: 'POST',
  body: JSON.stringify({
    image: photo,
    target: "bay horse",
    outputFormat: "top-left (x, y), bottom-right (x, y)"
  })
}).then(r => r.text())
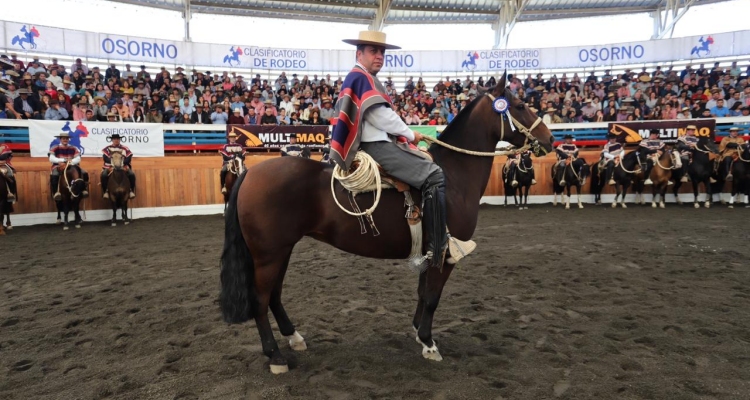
top-left (0, 171), bottom-right (12, 235)
top-left (502, 152), bottom-right (534, 209)
top-left (107, 151), bottom-right (131, 226)
top-left (219, 75), bottom-right (554, 374)
top-left (647, 148), bottom-right (675, 208)
top-left (223, 155), bottom-right (246, 213)
top-left (611, 151), bottom-right (642, 208)
top-left (55, 162), bottom-right (85, 230)
top-left (671, 137), bottom-right (718, 208)
top-left (552, 158), bottom-right (590, 209)
top-left (728, 145), bottom-right (750, 208)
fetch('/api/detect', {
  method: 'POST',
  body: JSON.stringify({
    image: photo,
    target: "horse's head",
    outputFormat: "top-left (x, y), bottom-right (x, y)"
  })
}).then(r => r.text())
top-left (110, 151), bottom-right (126, 170)
top-left (520, 151), bottom-right (533, 167)
top-left (231, 155), bottom-right (246, 174)
top-left (479, 72), bottom-right (554, 157)
top-left (697, 136), bottom-right (719, 154)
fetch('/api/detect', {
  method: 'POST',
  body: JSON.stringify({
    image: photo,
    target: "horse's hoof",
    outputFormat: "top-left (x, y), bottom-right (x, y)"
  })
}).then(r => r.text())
top-left (622, 204), bottom-right (628, 209)
top-left (5, 225), bottom-right (11, 230)
top-left (417, 336), bottom-right (443, 361)
top-left (518, 207), bottom-right (523, 211)
top-left (63, 226), bottom-right (69, 231)
top-left (524, 207), bottom-right (529, 210)
top-left (720, 200), bottom-right (726, 205)
top-left (660, 203), bottom-right (665, 209)
top-left (652, 203), bottom-right (657, 208)
top-left (269, 363), bottom-right (289, 374)
top-left (611, 203), bottom-right (617, 208)
top-left (285, 331), bottom-right (307, 351)
top-left (565, 205), bottom-right (570, 210)
top-left (75, 225), bottom-right (81, 229)
top-left (694, 203), bottom-right (700, 209)
top-left (705, 202), bottom-right (711, 209)
top-left (56, 219), bottom-right (62, 225)
top-left (111, 223), bottom-right (116, 227)
top-left (124, 221), bottom-right (130, 225)
top-left (578, 204), bottom-right (584, 209)
top-left (728, 205), bottom-right (734, 209)
top-left (677, 200), bottom-right (683, 205)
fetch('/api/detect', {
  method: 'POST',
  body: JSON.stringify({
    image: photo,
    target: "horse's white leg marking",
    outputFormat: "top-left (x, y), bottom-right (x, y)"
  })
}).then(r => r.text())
top-left (285, 331), bottom-right (307, 351)
top-left (416, 336), bottom-right (443, 361)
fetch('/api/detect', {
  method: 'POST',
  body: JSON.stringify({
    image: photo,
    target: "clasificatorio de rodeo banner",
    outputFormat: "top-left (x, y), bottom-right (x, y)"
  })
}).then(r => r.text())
top-left (3, 20), bottom-right (750, 71)
top-left (29, 120), bottom-right (165, 157)
top-left (607, 118), bottom-right (716, 145)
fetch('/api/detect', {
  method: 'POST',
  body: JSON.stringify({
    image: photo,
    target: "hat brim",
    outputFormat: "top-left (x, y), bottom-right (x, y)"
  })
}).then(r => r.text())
top-left (342, 39), bottom-right (401, 50)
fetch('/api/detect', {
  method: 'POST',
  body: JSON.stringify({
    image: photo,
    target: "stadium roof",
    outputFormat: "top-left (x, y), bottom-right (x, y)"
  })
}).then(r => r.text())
top-left (108, 0), bottom-right (731, 46)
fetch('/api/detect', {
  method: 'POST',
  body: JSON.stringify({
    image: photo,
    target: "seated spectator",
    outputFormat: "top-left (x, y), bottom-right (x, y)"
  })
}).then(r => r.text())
top-left (133, 108), bottom-right (146, 123)
top-left (228, 108), bottom-right (245, 124)
top-left (211, 105), bottom-right (228, 124)
top-left (146, 107), bottom-right (163, 123)
top-left (260, 106), bottom-right (277, 125)
top-left (44, 99), bottom-right (68, 120)
top-left (164, 105), bottom-right (181, 123)
top-left (289, 111), bottom-right (302, 126)
top-left (711, 99), bottom-right (730, 117)
top-left (277, 108), bottom-right (290, 125)
top-left (191, 104), bottom-right (211, 124)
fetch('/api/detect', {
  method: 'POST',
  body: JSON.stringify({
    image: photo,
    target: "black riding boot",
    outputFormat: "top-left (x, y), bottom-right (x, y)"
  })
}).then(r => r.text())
top-left (129, 172), bottom-right (136, 195)
top-left (605, 162), bottom-right (615, 185)
top-left (510, 164), bottom-right (518, 187)
top-left (421, 170), bottom-right (448, 271)
top-left (643, 161), bottom-right (654, 185)
top-left (6, 178), bottom-right (17, 202)
top-left (220, 169), bottom-right (228, 193)
top-left (101, 173), bottom-right (109, 198)
top-left (81, 171), bottom-right (90, 198)
top-left (50, 175), bottom-right (60, 200)
top-left (724, 157), bottom-right (734, 181)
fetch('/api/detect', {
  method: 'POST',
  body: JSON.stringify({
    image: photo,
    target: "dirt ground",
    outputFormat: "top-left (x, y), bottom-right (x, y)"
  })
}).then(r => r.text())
top-left (2, 205), bottom-right (750, 400)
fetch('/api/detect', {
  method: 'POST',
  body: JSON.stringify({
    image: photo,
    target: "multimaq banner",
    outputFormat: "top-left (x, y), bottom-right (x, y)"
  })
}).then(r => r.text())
top-left (226, 124), bottom-right (329, 149)
top-left (29, 120), bottom-right (165, 157)
top-left (607, 119), bottom-right (716, 144)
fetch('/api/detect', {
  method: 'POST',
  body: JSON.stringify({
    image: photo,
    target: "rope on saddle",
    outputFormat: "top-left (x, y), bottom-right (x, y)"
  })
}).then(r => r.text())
top-left (331, 151), bottom-right (382, 217)
top-left (421, 135), bottom-right (531, 157)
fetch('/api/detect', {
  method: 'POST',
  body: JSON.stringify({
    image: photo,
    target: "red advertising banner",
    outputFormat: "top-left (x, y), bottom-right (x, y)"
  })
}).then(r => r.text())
top-left (226, 125), bottom-right (329, 149)
top-left (607, 118), bottom-right (716, 144)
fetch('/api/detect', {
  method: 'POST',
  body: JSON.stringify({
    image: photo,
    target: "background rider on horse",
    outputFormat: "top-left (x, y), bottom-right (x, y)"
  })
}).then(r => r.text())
top-left (718, 127), bottom-right (745, 182)
top-left (220, 132), bottom-right (246, 194)
top-left (0, 144), bottom-right (17, 203)
top-left (601, 133), bottom-right (624, 186)
top-left (555, 134), bottom-right (578, 186)
top-left (49, 132), bottom-right (89, 201)
top-left (330, 30), bottom-right (447, 269)
top-left (100, 133), bottom-right (136, 199)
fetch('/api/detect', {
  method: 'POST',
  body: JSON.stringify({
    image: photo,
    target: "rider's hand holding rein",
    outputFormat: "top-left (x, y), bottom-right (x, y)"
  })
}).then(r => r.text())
top-left (412, 131), bottom-right (424, 146)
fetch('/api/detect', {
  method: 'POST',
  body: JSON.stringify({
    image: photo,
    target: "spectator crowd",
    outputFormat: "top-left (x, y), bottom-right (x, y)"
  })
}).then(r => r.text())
top-left (0, 53), bottom-right (749, 127)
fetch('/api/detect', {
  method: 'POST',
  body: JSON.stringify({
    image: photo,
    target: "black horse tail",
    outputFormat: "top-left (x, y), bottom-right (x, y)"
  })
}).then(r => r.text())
top-left (219, 170), bottom-right (256, 324)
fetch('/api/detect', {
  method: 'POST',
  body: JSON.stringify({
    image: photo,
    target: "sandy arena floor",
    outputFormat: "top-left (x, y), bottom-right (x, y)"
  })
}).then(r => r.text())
top-left (1, 204), bottom-right (750, 400)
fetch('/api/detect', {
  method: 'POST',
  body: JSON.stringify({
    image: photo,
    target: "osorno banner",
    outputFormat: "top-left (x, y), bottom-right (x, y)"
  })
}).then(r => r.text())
top-left (3, 19), bottom-right (750, 71)
top-left (29, 120), bottom-right (164, 158)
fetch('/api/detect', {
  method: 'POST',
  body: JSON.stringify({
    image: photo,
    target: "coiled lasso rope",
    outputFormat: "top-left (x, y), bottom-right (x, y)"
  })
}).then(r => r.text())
top-left (331, 151), bottom-right (383, 217)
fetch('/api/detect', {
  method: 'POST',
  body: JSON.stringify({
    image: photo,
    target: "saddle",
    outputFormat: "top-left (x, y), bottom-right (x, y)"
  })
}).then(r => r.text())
top-left (338, 149), bottom-right (475, 270)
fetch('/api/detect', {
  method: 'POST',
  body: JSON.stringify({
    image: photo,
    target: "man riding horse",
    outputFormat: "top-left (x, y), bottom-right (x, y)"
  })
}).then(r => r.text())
top-left (676, 125), bottom-right (699, 183)
top-left (280, 133), bottom-right (305, 158)
top-left (505, 149), bottom-right (537, 187)
top-left (220, 131), bottom-right (246, 194)
top-left (641, 129), bottom-right (678, 186)
top-left (49, 132), bottom-right (89, 201)
top-left (555, 134), bottom-right (578, 186)
top-left (330, 30), bottom-right (447, 269)
top-left (601, 133), bottom-right (624, 186)
top-left (101, 134), bottom-right (136, 200)
top-left (0, 144), bottom-right (17, 203)
top-left (718, 127), bottom-right (745, 182)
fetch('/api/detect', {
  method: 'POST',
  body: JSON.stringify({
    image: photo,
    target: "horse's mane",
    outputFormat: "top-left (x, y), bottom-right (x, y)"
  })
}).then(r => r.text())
top-left (429, 91), bottom-right (494, 153)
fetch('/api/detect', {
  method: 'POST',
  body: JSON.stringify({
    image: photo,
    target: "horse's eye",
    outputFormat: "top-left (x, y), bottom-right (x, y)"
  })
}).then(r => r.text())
top-left (516, 104), bottom-right (525, 111)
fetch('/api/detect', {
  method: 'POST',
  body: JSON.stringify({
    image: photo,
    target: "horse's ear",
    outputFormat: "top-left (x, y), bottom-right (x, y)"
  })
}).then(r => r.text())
top-left (477, 86), bottom-right (487, 95)
top-left (493, 70), bottom-right (508, 97)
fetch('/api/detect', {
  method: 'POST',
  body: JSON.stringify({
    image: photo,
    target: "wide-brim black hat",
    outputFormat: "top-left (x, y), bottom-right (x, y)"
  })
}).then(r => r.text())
top-left (109, 134), bottom-right (124, 139)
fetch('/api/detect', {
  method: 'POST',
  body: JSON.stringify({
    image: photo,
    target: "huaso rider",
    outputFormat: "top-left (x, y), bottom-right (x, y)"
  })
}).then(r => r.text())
top-left (330, 30), bottom-right (448, 270)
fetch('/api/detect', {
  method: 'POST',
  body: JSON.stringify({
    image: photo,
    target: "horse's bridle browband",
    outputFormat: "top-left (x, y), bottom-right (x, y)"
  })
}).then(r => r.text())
top-left (486, 93), bottom-right (546, 155)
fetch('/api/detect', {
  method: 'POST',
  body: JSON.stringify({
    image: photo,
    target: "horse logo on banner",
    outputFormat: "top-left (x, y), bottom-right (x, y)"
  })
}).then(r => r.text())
top-left (223, 46), bottom-right (243, 67)
top-left (461, 52), bottom-right (479, 70)
top-left (690, 36), bottom-right (714, 58)
top-left (11, 25), bottom-right (41, 50)
top-left (48, 122), bottom-right (90, 155)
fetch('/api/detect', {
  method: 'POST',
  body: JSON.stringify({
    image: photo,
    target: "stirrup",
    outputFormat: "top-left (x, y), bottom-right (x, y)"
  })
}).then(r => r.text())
top-left (559, 180), bottom-right (566, 186)
top-left (680, 176), bottom-right (688, 183)
top-left (531, 179), bottom-right (537, 185)
top-left (128, 191), bottom-right (136, 199)
top-left (7, 193), bottom-right (16, 203)
top-left (511, 180), bottom-right (518, 187)
top-left (446, 235), bottom-right (476, 265)
top-left (608, 179), bottom-right (616, 186)
top-left (643, 179), bottom-right (653, 185)
top-left (53, 192), bottom-right (61, 201)
top-left (82, 190), bottom-right (89, 198)
top-left (726, 174), bottom-right (733, 182)
top-left (102, 192), bottom-right (109, 199)
top-left (221, 187), bottom-right (227, 194)
top-left (710, 177), bottom-right (717, 184)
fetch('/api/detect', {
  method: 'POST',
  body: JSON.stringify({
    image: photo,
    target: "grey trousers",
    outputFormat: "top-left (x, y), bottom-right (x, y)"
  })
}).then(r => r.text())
top-left (360, 140), bottom-right (441, 189)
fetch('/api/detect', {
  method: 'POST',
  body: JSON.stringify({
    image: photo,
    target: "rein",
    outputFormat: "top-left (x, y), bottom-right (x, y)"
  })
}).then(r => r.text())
top-left (737, 148), bottom-right (750, 163)
top-left (62, 162), bottom-right (84, 199)
top-left (654, 153), bottom-right (675, 170)
top-left (517, 157), bottom-right (533, 173)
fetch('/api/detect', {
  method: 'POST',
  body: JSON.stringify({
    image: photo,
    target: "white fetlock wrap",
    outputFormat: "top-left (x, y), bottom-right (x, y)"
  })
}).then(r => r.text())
top-left (446, 236), bottom-right (477, 265)
top-left (285, 331), bottom-right (307, 351)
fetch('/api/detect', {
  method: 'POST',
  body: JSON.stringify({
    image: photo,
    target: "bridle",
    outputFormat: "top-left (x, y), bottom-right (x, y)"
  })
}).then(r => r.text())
top-left (62, 161), bottom-right (84, 199)
top-left (422, 92), bottom-right (548, 157)
top-left (486, 93), bottom-right (546, 156)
